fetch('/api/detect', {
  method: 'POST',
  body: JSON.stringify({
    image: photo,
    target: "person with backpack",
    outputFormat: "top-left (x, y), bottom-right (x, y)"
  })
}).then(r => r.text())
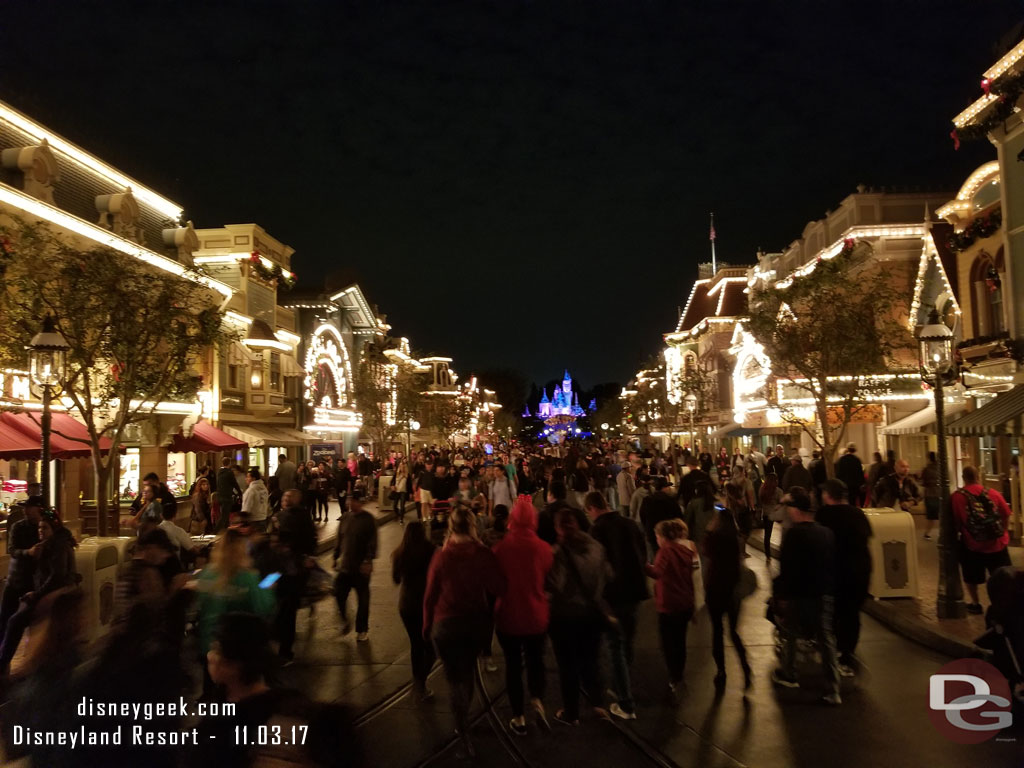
top-left (952, 465), bottom-right (1013, 615)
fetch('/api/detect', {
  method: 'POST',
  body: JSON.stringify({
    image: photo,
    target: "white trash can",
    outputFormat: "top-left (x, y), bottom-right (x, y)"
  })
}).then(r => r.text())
top-left (75, 536), bottom-right (134, 643)
top-left (863, 507), bottom-right (920, 598)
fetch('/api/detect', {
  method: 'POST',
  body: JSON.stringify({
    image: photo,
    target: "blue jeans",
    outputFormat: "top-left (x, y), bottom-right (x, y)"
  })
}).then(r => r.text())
top-left (607, 602), bottom-right (637, 712)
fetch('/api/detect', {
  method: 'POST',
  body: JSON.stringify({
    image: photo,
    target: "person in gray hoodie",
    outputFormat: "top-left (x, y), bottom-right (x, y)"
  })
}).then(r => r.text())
top-left (546, 508), bottom-right (614, 726)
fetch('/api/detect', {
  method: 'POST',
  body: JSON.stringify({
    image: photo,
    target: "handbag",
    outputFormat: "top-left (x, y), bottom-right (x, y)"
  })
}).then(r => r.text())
top-left (734, 565), bottom-right (758, 602)
top-left (561, 544), bottom-right (618, 630)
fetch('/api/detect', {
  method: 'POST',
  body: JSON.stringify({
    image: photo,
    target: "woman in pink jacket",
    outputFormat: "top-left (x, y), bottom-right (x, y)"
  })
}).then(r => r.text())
top-left (493, 496), bottom-right (555, 736)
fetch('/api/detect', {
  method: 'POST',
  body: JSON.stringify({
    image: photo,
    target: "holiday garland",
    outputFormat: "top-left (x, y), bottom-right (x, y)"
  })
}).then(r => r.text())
top-left (242, 251), bottom-right (297, 290)
top-left (951, 69), bottom-right (1024, 146)
top-left (947, 208), bottom-right (1001, 252)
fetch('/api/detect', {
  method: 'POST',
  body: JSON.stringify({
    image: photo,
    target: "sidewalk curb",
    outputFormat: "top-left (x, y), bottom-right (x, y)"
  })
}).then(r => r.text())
top-left (746, 532), bottom-right (979, 659)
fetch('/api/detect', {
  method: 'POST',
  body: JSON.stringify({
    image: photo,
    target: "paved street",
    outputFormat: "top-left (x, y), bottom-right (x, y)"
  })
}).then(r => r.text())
top-left (273, 512), bottom-right (1022, 768)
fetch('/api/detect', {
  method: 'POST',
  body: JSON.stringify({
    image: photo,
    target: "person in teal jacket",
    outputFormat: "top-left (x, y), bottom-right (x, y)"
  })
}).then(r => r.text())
top-left (196, 528), bottom-right (275, 659)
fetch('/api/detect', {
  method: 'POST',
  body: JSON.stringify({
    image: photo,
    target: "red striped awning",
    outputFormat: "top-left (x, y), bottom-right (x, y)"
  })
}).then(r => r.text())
top-left (0, 412), bottom-right (116, 460)
top-left (168, 420), bottom-right (248, 453)
top-left (0, 419), bottom-right (44, 461)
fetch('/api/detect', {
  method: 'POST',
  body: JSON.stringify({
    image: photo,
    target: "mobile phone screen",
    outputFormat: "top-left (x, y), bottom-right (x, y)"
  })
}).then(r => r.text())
top-left (259, 572), bottom-right (282, 589)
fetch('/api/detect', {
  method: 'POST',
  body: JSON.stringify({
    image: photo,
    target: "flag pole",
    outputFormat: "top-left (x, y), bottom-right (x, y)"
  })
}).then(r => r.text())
top-left (710, 212), bottom-right (717, 274)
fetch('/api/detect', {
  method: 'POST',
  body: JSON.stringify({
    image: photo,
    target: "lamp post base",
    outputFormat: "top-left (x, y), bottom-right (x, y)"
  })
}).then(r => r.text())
top-left (936, 598), bottom-right (968, 620)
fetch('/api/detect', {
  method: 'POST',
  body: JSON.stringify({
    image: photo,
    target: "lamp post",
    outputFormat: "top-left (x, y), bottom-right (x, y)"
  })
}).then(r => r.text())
top-left (407, 419), bottom-right (420, 458)
top-left (28, 316), bottom-right (69, 509)
top-left (916, 308), bottom-right (967, 619)
top-left (684, 392), bottom-right (697, 456)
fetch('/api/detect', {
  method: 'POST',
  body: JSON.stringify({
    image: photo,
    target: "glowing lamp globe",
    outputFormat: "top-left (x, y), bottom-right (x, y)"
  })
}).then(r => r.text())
top-left (916, 309), bottom-right (953, 378)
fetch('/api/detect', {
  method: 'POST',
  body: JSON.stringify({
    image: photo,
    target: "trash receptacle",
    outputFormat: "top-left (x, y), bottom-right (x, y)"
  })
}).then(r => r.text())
top-left (863, 507), bottom-right (919, 598)
top-left (75, 536), bottom-right (134, 643)
top-left (378, 474), bottom-right (394, 510)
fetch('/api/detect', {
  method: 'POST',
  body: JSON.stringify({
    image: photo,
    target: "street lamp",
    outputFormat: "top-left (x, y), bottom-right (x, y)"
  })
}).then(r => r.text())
top-left (28, 315), bottom-right (69, 509)
top-left (916, 308), bottom-right (966, 619)
top-left (407, 419), bottom-right (420, 456)
top-left (684, 392), bottom-right (697, 456)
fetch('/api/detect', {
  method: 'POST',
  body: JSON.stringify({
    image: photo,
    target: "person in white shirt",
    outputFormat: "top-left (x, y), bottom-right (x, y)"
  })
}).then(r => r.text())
top-left (158, 504), bottom-right (199, 561)
top-left (242, 467), bottom-right (270, 532)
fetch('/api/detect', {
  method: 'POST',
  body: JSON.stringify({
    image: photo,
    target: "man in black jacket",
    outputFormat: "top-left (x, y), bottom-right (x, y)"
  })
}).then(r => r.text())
top-left (834, 443), bottom-right (865, 506)
top-left (587, 491), bottom-right (648, 720)
top-left (215, 458), bottom-right (242, 532)
top-left (275, 490), bottom-right (318, 663)
top-left (816, 479), bottom-right (872, 675)
top-left (536, 481), bottom-right (589, 545)
top-left (772, 487), bottom-right (841, 704)
top-left (639, 477), bottom-right (679, 557)
top-left (679, 456), bottom-right (711, 508)
top-left (0, 496), bottom-right (42, 637)
top-left (333, 490), bottom-right (378, 642)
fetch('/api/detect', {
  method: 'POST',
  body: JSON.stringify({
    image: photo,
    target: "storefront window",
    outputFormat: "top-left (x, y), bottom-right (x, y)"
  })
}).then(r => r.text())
top-left (166, 452), bottom-right (194, 497)
top-left (119, 447), bottom-right (141, 501)
top-left (270, 353), bottom-right (281, 391)
top-left (979, 435), bottom-right (998, 476)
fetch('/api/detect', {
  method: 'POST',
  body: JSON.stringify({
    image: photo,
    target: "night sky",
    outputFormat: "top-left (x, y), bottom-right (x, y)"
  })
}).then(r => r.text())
top-left (0, 1), bottom-right (1019, 390)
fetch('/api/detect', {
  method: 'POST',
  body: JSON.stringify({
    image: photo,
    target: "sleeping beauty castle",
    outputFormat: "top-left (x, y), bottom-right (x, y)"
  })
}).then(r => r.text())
top-left (524, 371), bottom-right (594, 443)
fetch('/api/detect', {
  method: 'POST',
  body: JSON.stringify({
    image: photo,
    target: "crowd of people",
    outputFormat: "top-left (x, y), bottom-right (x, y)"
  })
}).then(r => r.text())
top-left (0, 436), bottom-right (1019, 766)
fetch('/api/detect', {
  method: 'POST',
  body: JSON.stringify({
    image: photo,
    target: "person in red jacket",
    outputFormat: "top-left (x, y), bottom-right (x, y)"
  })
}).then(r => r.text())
top-left (952, 465), bottom-right (1013, 615)
top-left (423, 503), bottom-right (506, 757)
top-left (644, 518), bottom-right (695, 692)
top-left (492, 495), bottom-right (555, 736)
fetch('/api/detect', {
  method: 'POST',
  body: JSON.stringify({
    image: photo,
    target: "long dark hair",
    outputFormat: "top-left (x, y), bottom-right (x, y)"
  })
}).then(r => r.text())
top-left (392, 521), bottom-right (435, 572)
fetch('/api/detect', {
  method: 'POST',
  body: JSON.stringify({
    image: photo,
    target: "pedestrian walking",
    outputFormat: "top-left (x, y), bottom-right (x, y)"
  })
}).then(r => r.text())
top-left (873, 459), bottom-right (921, 511)
top-left (586, 490), bottom-right (648, 720)
top-left (423, 505), bottom-right (506, 756)
top-left (835, 443), bottom-right (864, 507)
top-left (817, 479), bottom-right (872, 675)
top-left (953, 465), bottom-right (1013, 614)
top-left (391, 461), bottom-right (412, 525)
top-left (275, 489), bottom-right (318, 664)
top-left (275, 453), bottom-right (297, 492)
top-left (644, 519), bottom-right (695, 693)
top-left (0, 497), bottom-right (42, 639)
top-left (241, 467), bottom-right (270, 533)
top-left (920, 452), bottom-right (940, 540)
top-left (333, 490), bottom-right (378, 641)
top-left (771, 487), bottom-right (841, 705)
top-left (703, 507), bottom-right (752, 690)
top-left (392, 521), bottom-right (437, 700)
top-left (493, 496), bottom-right (554, 735)
top-left (759, 473), bottom-right (784, 560)
top-left (547, 507), bottom-right (613, 726)
top-left (639, 476), bottom-right (681, 557)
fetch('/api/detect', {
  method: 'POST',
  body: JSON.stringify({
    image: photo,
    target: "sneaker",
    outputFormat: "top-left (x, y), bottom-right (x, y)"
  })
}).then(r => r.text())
top-left (592, 707), bottom-right (611, 721)
top-left (771, 668), bottom-right (800, 689)
top-left (508, 718), bottom-right (528, 736)
top-left (838, 664), bottom-right (856, 678)
top-left (484, 657), bottom-right (498, 673)
top-left (609, 703), bottom-right (637, 721)
top-left (822, 692), bottom-right (842, 706)
top-left (553, 710), bottom-right (579, 727)
top-left (356, 632), bottom-right (369, 642)
top-left (532, 702), bottom-right (551, 732)
top-left (967, 603), bottom-right (984, 615)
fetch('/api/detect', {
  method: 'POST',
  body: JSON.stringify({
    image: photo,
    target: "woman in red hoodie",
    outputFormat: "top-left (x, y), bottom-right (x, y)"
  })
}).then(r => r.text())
top-left (644, 519), bottom-right (695, 692)
top-left (492, 495), bottom-right (555, 736)
top-left (423, 503), bottom-right (506, 756)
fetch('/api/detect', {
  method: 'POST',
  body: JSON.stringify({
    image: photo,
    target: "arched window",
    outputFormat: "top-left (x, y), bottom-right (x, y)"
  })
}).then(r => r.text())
top-left (971, 248), bottom-right (1006, 338)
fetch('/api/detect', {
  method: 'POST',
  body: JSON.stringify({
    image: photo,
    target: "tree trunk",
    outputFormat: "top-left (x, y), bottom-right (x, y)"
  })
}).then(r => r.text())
top-left (93, 453), bottom-right (112, 537)
top-left (816, 400), bottom-right (837, 481)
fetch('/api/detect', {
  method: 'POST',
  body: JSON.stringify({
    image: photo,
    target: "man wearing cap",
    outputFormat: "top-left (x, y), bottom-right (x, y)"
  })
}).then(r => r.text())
top-left (333, 489), bottom-right (378, 642)
top-left (0, 496), bottom-right (42, 637)
top-left (771, 486), bottom-right (842, 705)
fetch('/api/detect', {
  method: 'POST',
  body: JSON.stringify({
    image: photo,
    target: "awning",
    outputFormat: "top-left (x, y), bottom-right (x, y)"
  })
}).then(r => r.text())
top-left (947, 384), bottom-right (1024, 436)
top-left (168, 420), bottom-right (248, 453)
top-left (880, 401), bottom-right (968, 435)
top-left (0, 412), bottom-right (117, 459)
top-left (708, 422), bottom-right (761, 439)
top-left (0, 420), bottom-right (45, 461)
top-left (222, 423), bottom-right (312, 447)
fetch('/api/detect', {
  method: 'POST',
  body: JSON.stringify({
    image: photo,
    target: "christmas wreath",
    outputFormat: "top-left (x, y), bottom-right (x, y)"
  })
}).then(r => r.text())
top-left (242, 251), bottom-right (297, 290)
top-left (947, 209), bottom-right (1001, 252)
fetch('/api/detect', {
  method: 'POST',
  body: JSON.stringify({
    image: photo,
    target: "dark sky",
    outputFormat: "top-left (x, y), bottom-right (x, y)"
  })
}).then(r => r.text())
top-left (0, 1), bottom-right (1019, 387)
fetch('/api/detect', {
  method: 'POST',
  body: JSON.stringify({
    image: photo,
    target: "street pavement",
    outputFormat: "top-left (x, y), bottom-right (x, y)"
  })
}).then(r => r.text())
top-left (277, 505), bottom-right (1022, 768)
